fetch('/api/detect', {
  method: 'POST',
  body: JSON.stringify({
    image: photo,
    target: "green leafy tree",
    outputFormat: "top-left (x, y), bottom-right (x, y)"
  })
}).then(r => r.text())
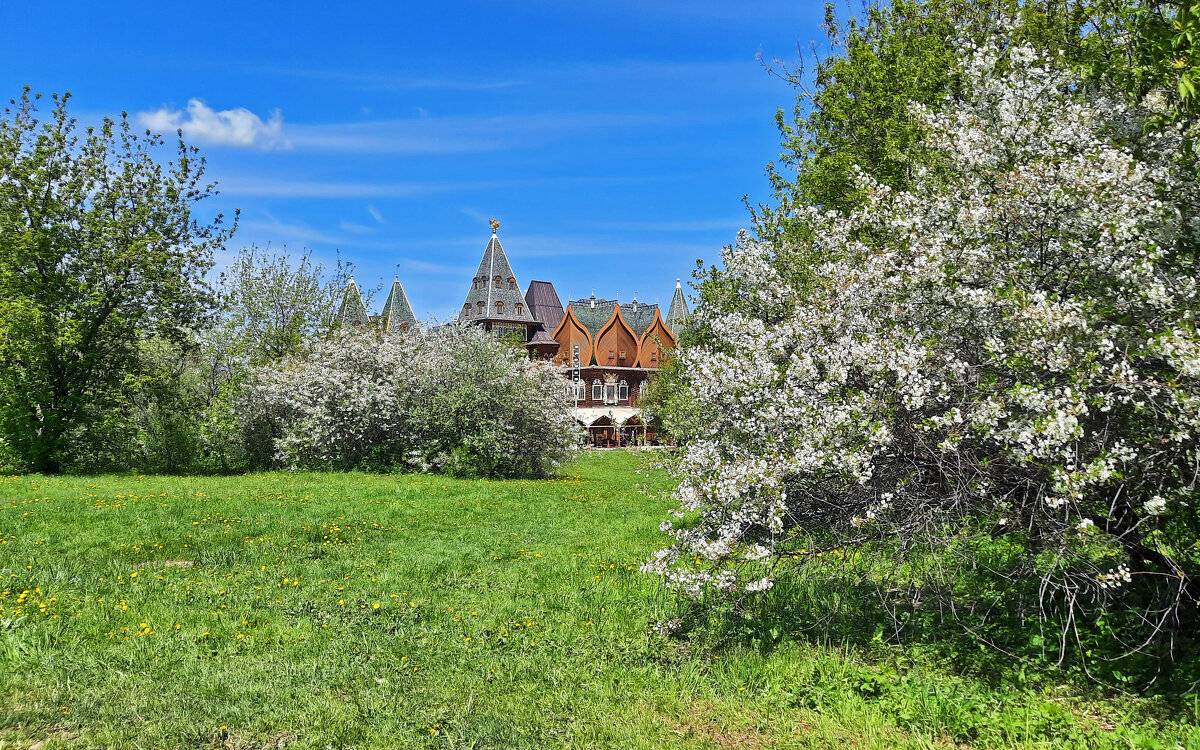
top-left (0, 90), bottom-right (234, 472)
top-left (210, 245), bottom-right (350, 369)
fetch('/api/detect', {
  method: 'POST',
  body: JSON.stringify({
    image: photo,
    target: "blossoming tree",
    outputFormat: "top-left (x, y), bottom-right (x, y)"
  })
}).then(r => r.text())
top-left (242, 324), bottom-right (580, 478)
top-left (646, 42), bottom-right (1200, 655)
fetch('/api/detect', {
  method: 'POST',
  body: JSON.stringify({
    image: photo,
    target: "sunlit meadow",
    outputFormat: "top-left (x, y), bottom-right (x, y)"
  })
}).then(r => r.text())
top-left (0, 452), bottom-right (1195, 749)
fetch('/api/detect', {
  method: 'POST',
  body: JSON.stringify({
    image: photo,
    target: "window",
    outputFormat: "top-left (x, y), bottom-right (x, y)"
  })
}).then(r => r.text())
top-left (462, 304), bottom-right (470, 317)
top-left (516, 303), bottom-right (524, 316)
top-left (592, 380), bottom-right (602, 401)
top-left (477, 301), bottom-right (484, 314)
top-left (604, 382), bottom-right (617, 404)
top-left (619, 350), bottom-right (626, 361)
top-left (400, 322), bottom-right (409, 333)
top-left (618, 379), bottom-right (629, 401)
top-left (496, 301), bottom-right (504, 314)
top-left (494, 275), bottom-right (502, 288)
top-left (508, 277), bottom-right (516, 290)
top-left (608, 349), bottom-right (615, 362)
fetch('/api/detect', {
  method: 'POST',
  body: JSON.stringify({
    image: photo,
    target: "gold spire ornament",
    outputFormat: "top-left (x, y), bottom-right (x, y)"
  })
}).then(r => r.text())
top-left (489, 218), bottom-right (500, 233)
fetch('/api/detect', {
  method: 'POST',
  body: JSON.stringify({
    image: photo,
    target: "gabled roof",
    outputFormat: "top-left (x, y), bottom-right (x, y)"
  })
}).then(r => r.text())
top-left (568, 295), bottom-right (662, 340)
top-left (551, 305), bottom-right (593, 365)
top-left (667, 279), bottom-right (690, 331)
top-left (380, 276), bottom-right (418, 334)
top-left (337, 278), bottom-right (369, 327)
top-left (621, 298), bottom-right (659, 338)
top-left (461, 232), bottom-right (531, 323)
top-left (569, 295), bottom-right (620, 340)
top-left (525, 280), bottom-right (564, 332)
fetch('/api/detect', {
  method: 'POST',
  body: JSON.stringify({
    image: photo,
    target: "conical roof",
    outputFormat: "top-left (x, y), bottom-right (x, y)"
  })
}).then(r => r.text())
top-left (337, 278), bottom-right (369, 327)
top-left (666, 279), bottom-right (690, 331)
top-left (460, 231), bottom-right (531, 324)
top-left (380, 276), bottom-right (418, 334)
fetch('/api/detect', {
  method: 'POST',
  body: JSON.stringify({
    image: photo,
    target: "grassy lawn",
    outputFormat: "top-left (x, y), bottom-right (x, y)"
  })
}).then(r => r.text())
top-left (0, 451), bottom-right (1195, 749)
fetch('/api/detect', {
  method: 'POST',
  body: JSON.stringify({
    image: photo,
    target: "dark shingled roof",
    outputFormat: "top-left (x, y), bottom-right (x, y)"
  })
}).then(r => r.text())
top-left (460, 234), bottom-right (532, 324)
top-left (569, 296), bottom-right (620, 340)
top-left (621, 299), bottom-right (659, 338)
top-left (337, 279), bottom-right (369, 327)
top-left (525, 280), bottom-right (564, 332)
top-left (667, 279), bottom-right (690, 330)
top-left (567, 295), bottom-right (662, 340)
top-left (380, 277), bottom-right (418, 334)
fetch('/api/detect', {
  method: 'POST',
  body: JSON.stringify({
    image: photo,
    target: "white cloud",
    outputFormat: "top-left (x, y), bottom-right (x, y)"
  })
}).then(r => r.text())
top-left (137, 99), bottom-right (289, 150)
top-left (367, 205), bottom-right (386, 224)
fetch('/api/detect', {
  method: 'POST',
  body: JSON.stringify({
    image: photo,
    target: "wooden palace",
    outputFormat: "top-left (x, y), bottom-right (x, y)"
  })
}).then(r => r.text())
top-left (338, 220), bottom-right (690, 446)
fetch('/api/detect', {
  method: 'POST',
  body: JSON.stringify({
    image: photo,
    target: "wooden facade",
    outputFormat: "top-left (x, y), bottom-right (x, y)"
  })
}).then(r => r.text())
top-left (338, 224), bottom-right (692, 447)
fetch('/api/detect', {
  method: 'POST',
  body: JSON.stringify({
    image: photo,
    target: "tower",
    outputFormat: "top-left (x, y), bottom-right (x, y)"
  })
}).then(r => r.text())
top-left (457, 221), bottom-right (538, 340)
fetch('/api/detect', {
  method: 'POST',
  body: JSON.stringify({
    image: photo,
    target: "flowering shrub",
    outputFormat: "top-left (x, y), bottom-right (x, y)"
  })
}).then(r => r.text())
top-left (241, 325), bottom-right (580, 477)
top-left (646, 42), bottom-right (1200, 653)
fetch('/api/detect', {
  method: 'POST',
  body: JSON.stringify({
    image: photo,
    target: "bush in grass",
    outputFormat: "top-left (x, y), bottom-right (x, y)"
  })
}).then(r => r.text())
top-left (242, 324), bottom-right (580, 477)
top-left (645, 41), bottom-right (1200, 658)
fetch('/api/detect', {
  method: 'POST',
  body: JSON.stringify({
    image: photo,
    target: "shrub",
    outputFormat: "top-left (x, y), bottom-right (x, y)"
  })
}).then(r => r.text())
top-left (242, 325), bottom-right (580, 477)
top-left (645, 41), bottom-right (1200, 662)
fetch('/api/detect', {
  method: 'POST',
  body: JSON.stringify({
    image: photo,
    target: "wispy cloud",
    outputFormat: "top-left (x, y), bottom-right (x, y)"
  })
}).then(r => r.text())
top-left (239, 213), bottom-right (343, 245)
top-left (338, 221), bottom-right (376, 234)
top-left (367, 205), bottom-right (386, 224)
top-left (137, 99), bottom-right (289, 149)
top-left (284, 112), bottom-right (663, 155)
top-left (217, 177), bottom-right (508, 199)
top-left (217, 172), bottom-right (666, 199)
top-left (585, 218), bottom-right (747, 233)
top-left (403, 259), bottom-right (476, 276)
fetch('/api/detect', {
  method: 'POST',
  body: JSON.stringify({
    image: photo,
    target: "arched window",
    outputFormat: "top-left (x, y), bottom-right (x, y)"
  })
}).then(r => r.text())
top-left (592, 379), bottom-right (602, 401)
top-left (494, 275), bottom-right (502, 288)
top-left (496, 301), bottom-right (504, 314)
top-left (462, 304), bottom-right (471, 317)
top-left (618, 379), bottom-right (629, 401)
top-left (400, 322), bottom-right (409, 333)
top-left (476, 301), bottom-right (484, 314)
top-left (508, 277), bottom-right (516, 290)
top-left (515, 303), bottom-right (524, 316)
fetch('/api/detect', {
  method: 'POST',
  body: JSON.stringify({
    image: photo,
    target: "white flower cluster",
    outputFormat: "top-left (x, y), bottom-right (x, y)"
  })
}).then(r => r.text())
top-left (240, 325), bottom-right (580, 477)
top-left (1097, 565), bottom-right (1133, 590)
top-left (648, 38), bottom-right (1200, 606)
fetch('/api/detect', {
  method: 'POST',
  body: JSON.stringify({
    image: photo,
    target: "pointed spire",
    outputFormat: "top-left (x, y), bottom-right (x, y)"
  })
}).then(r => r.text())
top-left (667, 278), bottom-right (690, 332)
top-left (460, 228), bottom-right (531, 324)
top-left (337, 277), bottom-right (369, 328)
top-left (381, 275), bottom-right (418, 335)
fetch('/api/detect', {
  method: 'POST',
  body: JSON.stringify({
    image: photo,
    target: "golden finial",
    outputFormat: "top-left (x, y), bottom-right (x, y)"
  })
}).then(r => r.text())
top-left (489, 218), bottom-right (500, 233)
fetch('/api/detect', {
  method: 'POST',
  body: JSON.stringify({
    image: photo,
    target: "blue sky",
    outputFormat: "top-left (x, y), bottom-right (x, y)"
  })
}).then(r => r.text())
top-left (3, 1), bottom-right (827, 320)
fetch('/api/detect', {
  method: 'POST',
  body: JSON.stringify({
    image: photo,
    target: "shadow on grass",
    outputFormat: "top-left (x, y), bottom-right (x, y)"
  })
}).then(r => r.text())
top-left (672, 567), bottom-right (1200, 700)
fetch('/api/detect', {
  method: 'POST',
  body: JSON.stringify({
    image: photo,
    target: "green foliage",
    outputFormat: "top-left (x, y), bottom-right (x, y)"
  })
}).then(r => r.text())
top-left (0, 89), bottom-right (234, 472)
top-left (0, 454), bottom-right (1194, 748)
top-left (210, 244), bottom-right (350, 368)
top-left (637, 320), bottom-right (708, 444)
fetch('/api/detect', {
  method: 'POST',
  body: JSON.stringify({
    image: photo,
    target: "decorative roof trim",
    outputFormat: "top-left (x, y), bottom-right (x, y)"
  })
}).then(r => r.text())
top-left (636, 307), bottom-right (677, 367)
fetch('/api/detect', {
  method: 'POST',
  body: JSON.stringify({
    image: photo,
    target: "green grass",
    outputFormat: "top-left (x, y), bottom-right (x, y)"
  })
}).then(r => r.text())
top-left (0, 452), bottom-right (1195, 749)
